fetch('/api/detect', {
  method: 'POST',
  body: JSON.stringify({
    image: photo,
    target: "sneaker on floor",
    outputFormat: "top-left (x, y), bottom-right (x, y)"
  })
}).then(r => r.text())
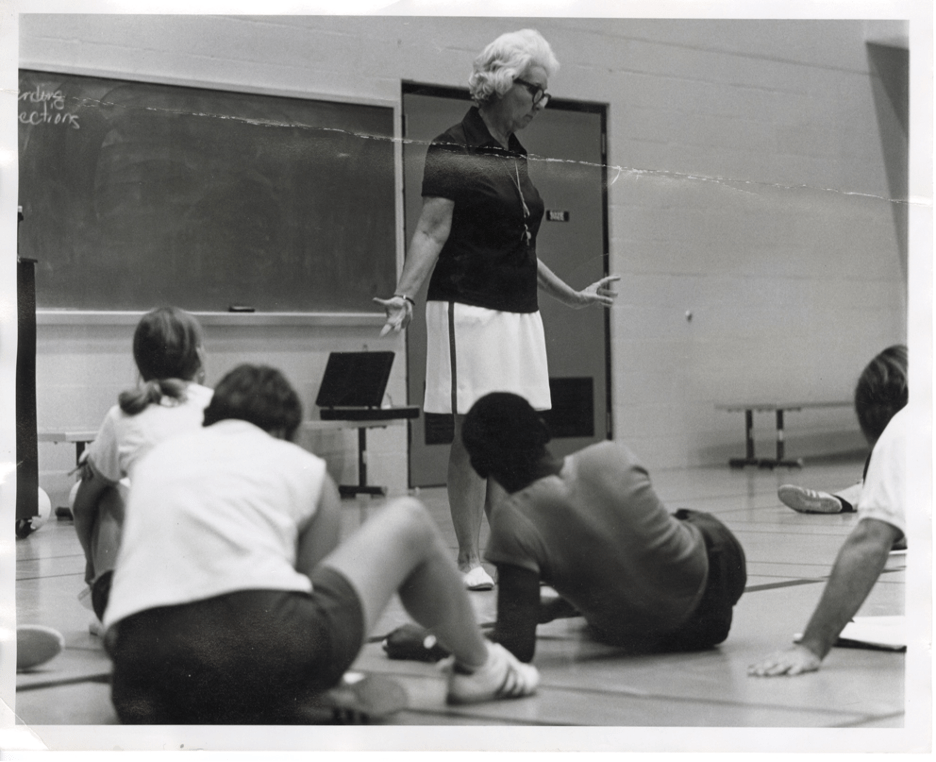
top-left (778, 484), bottom-right (843, 514)
top-left (89, 617), bottom-right (105, 637)
top-left (445, 642), bottom-right (540, 705)
top-left (463, 566), bottom-right (495, 591)
top-left (16, 625), bottom-right (65, 672)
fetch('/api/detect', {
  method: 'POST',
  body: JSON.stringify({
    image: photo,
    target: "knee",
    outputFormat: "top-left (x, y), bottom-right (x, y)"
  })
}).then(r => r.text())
top-left (382, 497), bottom-right (438, 550)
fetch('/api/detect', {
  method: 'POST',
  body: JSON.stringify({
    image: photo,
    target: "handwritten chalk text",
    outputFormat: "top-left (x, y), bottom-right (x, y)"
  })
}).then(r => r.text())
top-left (19, 85), bottom-right (80, 129)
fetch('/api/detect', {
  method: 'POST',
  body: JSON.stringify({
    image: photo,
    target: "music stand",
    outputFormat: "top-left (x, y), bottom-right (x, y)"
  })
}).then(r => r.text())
top-left (315, 352), bottom-right (419, 497)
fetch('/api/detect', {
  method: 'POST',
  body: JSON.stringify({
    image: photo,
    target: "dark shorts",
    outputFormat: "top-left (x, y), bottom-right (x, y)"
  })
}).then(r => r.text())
top-left (586, 510), bottom-right (746, 653)
top-left (105, 565), bottom-right (365, 724)
top-left (658, 509), bottom-right (747, 651)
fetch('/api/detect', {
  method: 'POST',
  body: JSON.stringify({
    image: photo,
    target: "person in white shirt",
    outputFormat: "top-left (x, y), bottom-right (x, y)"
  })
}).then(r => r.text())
top-left (749, 344), bottom-right (908, 676)
top-left (71, 306), bottom-right (212, 624)
top-left (103, 363), bottom-right (539, 724)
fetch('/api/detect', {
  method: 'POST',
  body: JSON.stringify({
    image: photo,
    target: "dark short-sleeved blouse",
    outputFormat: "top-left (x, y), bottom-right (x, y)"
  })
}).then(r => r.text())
top-left (422, 107), bottom-right (544, 314)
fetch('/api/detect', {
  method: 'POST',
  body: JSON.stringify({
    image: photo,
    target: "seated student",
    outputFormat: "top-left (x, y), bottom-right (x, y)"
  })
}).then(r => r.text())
top-left (71, 306), bottom-right (212, 626)
top-left (749, 344), bottom-right (908, 677)
top-left (102, 364), bottom-right (539, 724)
top-left (777, 344), bottom-right (907, 550)
top-left (775, 345), bottom-right (907, 521)
top-left (430, 392), bottom-right (746, 663)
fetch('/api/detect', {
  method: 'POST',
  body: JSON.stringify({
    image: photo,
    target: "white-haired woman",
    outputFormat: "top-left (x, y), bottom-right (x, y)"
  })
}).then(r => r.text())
top-left (377, 29), bottom-right (618, 590)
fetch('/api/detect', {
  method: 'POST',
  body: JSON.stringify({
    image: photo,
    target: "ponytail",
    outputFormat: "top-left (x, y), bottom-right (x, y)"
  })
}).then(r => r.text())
top-left (118, 306), bottom-right (204, 416)
top-left (118, 377), bottom-right (190, 416)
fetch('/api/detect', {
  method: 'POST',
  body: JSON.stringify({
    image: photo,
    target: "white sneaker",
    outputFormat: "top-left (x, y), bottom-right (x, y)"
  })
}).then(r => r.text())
top-left (463, 566), bottom-right (495, 591)
top-left (778, 485), bottom-right (843, 514)
top-left (445, 642), bottom-right (539, 705)
top-left (16, 625), bottom-right (65, 672)
top-left (89, 617), bottom-right (105, 637)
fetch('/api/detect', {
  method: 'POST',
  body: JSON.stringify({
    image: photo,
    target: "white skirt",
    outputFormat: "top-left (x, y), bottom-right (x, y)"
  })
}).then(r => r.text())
top-left (424, 301), bottom-right (551, 415)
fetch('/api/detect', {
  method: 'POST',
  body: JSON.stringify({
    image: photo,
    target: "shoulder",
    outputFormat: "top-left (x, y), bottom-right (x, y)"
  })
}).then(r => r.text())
top-left (576, 441), bottom-right (642, 472)
top-left (186, 383), bottom-right (214, 408)
top-left (266, 433), bottom-right (328, 479)
top-left (875, 405), bottom-right (911, 450)
top-left (572, 441), bottom-right (652, 495)
top-left (429, 122), bottom-right (469, 152)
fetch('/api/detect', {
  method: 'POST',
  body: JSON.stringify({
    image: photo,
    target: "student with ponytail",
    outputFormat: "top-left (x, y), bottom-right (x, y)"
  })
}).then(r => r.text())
top-left (71, 307), bottom-right (212, 626)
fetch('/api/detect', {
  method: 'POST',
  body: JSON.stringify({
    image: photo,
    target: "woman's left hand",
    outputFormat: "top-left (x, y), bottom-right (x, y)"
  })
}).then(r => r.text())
top-left (576, 275), bottom-right (620, 308)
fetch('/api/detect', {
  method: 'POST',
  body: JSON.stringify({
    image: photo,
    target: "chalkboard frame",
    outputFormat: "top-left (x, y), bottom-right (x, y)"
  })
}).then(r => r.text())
top-left (19, 65), bottom-right (404, 321)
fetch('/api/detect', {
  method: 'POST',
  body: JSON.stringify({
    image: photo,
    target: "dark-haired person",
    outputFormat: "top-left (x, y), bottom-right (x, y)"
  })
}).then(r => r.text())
top-left (453, 392), bottom-right (747, 663)
top-left (72, 306), bottom-right (212, 627)
top-left (750, 345), bottom-right (909, 676)
top-left (102, 364), bottom-right (538, 724)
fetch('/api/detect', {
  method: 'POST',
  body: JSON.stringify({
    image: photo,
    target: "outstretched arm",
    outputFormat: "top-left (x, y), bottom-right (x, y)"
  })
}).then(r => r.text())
top-left (748, 518), bottom-right (900, 677)
top-left (536, 259), bottom-right (619, 309)
top-left (375, 196), bottom-right (454, 337)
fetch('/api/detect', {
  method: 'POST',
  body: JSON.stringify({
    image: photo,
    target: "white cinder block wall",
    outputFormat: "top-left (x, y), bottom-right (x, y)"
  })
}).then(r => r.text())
top-left (20, 16), bottom-right (908, 504)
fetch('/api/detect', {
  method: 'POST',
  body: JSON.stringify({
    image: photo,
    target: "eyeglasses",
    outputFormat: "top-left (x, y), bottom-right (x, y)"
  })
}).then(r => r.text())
top-left (514, 77), bottom-right (550, 107)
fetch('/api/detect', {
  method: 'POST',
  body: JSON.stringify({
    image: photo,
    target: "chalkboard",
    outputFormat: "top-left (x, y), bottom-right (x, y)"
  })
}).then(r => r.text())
top-left (18, 70), bottom-right (396, 312)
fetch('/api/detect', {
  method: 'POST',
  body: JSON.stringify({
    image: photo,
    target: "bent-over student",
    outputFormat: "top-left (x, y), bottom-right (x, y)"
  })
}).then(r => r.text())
top-left (387, 391), bottom-right (747, 663)
top-left (749, 344), bottom-right (908, 676)
top-left (102, 364), bottom-right (538, 724)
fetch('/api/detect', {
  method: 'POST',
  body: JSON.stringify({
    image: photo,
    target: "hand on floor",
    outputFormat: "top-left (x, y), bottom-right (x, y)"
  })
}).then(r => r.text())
top-left (748, 644), bottom-right (821, 677)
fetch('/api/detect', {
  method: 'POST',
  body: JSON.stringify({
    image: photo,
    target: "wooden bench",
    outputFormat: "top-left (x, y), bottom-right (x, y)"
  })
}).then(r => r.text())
top-left (715, 401), bottom-right (852, 468)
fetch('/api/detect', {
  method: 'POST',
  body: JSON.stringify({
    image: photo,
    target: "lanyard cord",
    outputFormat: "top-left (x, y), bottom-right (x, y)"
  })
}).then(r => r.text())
top-left (512, 158), bottom-right (532, 246)
top-left (513, 159), bottom-right (531, 220)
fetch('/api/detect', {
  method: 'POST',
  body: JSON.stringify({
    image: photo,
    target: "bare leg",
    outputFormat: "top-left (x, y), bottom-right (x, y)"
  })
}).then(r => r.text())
top-left (448, 414), bottom-right (487, 571)
top-left (90, 486), bottom-right (125, 581)
top-left (320, 497), bottom-right (488, 669)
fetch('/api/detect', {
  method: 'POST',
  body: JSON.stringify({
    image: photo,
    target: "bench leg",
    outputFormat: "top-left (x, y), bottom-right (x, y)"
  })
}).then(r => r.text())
top-left (729, 409), bottom-right (761, 468)
top-left (757, 409), bottom-right (803, 469)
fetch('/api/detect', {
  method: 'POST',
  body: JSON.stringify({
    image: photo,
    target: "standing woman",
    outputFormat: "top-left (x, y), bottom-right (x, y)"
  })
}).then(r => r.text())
top-left (376, 29), bottom-right (618, 590)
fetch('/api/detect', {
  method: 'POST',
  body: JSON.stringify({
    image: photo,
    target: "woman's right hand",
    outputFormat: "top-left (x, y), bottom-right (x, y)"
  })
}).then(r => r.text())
top-left (374, 295), bottom-right (414, 337)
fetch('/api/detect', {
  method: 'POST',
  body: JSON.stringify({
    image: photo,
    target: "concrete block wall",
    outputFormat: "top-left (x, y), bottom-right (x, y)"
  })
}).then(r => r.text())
top-left (19, 15), bottom-right (908, 497)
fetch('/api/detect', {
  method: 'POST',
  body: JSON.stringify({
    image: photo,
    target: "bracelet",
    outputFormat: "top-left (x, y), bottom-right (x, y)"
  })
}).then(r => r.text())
top-left (394, 294), bottom-right (416, 307)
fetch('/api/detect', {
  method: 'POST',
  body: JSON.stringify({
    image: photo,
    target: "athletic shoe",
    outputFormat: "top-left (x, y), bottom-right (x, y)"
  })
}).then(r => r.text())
top-left (16, 625), bottom-right (65, 671)
top-left (445, 642), bottom-right (540, 705)
top-left (89, 618), bottom-right (105, 637)
top-left (463, 566), bottom-right (495, 591)
top-left (778, 485), bottom-right (843, 514)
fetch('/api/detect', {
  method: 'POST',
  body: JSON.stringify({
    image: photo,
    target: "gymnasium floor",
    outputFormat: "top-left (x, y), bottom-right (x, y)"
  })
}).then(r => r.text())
top-left (13, 454), bottom-right (915, 751)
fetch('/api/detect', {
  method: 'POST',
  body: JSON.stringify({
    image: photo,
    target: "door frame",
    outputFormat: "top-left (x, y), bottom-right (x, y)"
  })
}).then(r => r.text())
top-left (400, 81), bottom-right (613, 487)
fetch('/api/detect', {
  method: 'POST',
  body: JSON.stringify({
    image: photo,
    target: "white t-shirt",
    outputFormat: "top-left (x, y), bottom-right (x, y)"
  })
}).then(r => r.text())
top-left (103, 419), bottom-right (327, 629)
top-left (86, 383), bottom-right (214, 484)
top-left (856, 405), bottom-right (908, 540)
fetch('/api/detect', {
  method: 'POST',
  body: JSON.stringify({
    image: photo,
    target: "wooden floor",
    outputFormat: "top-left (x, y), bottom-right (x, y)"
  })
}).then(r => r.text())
top-left (13, 454), bottom-right (917, 752)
